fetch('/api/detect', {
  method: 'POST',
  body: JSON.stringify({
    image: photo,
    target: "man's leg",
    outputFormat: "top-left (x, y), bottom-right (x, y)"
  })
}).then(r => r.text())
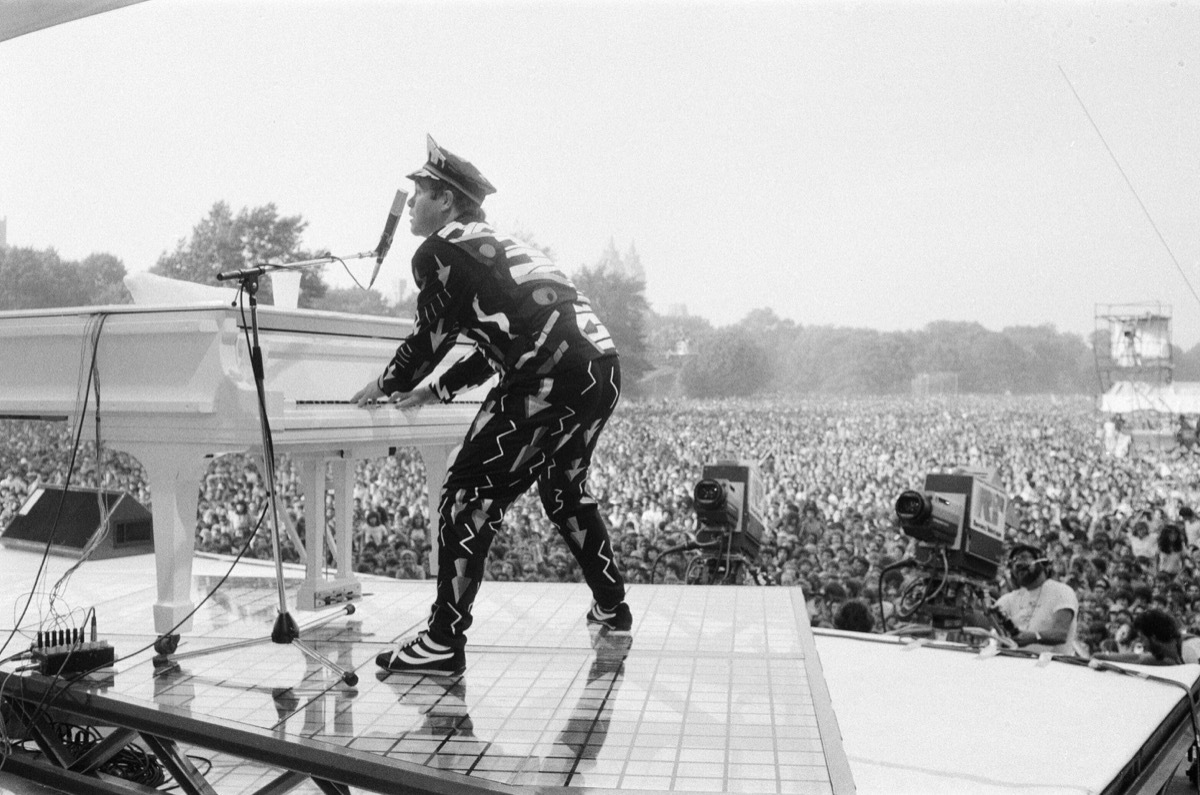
top-left (378, 390), bottom-right (539, 673)
top-left (536, 358), bottom-right (629, 625)
top-left (422, 371), bottom-right (600, 647)
top-left (381, 360), bottom-right (626, 675)
top-left (425, 453), bottom-right (533, 648)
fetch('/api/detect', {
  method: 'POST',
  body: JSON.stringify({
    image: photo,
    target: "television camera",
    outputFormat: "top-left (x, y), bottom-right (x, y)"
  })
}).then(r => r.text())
top-left (885, 470), bottom-right (1017, 643)
top-left (668, 460), bottom-right (765, 585)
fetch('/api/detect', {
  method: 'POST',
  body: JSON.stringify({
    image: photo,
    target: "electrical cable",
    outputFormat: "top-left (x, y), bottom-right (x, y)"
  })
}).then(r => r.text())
top-left (10, 722), bottom-right (168, 787)
top-left (923, 548), bottom-right (951, 605)
top-left (47, 317), bottom-right (113, 619)
top-left (875, 556), bottom-right (919, 632)
top-left (649, 530), bottom-right (721, 584)
top-left (0, 315), bottom-right (123, 759)
top-left (0, 313), bottom-right (108, 664)
top-left (2, 503), bottom-right (271, 761)
top-left (1054, 653), bottom-right (1200, 789)
top-left (161, 754), bottom-right (214, 791)
top-left (330, 255), bottom-right (367, 290)
top-left (718, 528), bottom-right (736, 585)
top-left (0, 303), bottom-right (312, 779)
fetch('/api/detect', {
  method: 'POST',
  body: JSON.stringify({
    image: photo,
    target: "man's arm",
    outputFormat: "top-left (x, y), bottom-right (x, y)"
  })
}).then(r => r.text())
top-left (429, 349), bottom-right (495, 402)
top-left (1015, 607), bottom-right (1074, 647)
top-left (356, 240), bottom-right (471, 403)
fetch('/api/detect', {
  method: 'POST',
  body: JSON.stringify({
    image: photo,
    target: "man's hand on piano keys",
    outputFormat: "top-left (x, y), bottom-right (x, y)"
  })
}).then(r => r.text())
top-left (351, 378), bottom-right (389, 408)
top-left (392, 386), bottom-right (439, 410)
top-left (351, 379), bottom-right (439, 410)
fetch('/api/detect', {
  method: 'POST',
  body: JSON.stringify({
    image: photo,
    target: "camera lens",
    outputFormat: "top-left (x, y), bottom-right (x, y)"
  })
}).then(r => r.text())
top-left (895, 491), bottom-right (931, 522)
top-left (693, 479), bottom-right (727, 509)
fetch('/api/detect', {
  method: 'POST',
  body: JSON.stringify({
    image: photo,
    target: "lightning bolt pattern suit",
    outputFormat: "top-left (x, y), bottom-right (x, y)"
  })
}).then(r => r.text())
top-left (379, 221), bottom-right (625, 648)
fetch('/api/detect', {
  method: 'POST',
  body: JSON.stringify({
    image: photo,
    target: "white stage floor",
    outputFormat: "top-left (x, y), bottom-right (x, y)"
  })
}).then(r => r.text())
top-left (1, 547), bottom-right (1197, 794)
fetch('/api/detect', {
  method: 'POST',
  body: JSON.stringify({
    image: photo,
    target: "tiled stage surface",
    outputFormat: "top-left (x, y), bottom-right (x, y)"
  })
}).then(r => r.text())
top-left (0, 552), bottom-right (848, 794)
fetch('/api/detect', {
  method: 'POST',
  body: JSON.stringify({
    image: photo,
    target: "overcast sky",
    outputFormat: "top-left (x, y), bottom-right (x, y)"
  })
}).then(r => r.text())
top-left (2, 0), bottom-right (1198, 346)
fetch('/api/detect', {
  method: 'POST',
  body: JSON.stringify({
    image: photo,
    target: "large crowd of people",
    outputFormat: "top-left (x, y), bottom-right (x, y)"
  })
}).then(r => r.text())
top-left (3, 394), bottom-right (1200, 657)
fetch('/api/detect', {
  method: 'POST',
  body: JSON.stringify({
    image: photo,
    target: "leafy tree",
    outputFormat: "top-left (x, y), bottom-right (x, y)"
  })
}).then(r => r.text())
top-left (1175, 343), bottom-right (1200, 382)
top-left (1000, 325), bottom-right (1093, 393)
top-left (0, 247), bottom-right (58, 309)
top-left (622, 241), bottom-right (645, 281)
top-left (769, 325), bottom-right (825, 393)
top-left (680, 327), bottom-right (770, 398)
top-left (509, 229), bottom-right (654, 390)
top-left (823, 328), bottom-right (915, 394)
top-left (765, 325), bottom-right (911, 394)
top-left (595, 238), bottom-right (622, 273)
top-left (0, 246), bottom-right (130, 309)
top-left (738, 307), bottom-right (795, 338)
top-left (573, 262), bottom-right (651, 390)
top-left (646, 311), bottom-right (714, 357)
top-left (509, 227), bottom-right (555, 260)
top-left (313, 286), bottom-right (402, 317)
top-left (152, 201), bottom-right (329, 307)
top-left (908, 321), bottom-right (1016, 392)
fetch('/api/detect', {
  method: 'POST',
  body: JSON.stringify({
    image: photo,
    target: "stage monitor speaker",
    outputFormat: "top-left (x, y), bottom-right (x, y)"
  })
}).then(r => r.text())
top-left (1, 486), bottom-right (154, 559)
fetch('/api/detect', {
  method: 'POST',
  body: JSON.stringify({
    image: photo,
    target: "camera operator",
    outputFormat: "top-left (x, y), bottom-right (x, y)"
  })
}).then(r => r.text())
top-left (995, 542), bottom-right (1078, 655)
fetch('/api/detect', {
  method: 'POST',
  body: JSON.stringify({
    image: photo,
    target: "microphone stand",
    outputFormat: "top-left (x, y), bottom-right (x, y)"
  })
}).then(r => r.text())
top-left (155, 253), bottom-right (376, 688)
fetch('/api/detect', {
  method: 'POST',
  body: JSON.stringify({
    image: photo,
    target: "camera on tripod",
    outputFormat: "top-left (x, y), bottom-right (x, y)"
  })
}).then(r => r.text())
top-left (888, 470), bottom-right (1017, 639)
top-left (895, 470), bottom-right (1011, 579)
top-left (693, 460), bottom-right (765, 560)
top-left (670, 460), bottom-right (769, 585)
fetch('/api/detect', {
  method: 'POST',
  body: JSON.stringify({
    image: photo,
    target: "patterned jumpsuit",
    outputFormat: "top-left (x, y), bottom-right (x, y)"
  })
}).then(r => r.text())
top-left (379, 221), bottom-right (626, 648)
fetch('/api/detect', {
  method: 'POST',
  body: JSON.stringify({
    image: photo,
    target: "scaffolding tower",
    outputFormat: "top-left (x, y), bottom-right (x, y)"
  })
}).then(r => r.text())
top-left (1094, 302), bottom-right (1173, 394)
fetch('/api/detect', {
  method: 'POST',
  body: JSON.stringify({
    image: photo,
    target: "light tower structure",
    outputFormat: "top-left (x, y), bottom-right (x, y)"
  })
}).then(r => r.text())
top-left (1094, 303), bottom-right (1173, 394)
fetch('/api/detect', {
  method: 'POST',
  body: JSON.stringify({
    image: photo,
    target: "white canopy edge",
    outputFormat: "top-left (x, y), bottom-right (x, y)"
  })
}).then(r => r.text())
top-left (1100, 380), bottom-right (1200, 414)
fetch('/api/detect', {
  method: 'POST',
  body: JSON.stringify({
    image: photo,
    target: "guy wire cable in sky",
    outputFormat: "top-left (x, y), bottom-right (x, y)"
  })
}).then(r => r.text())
top-left (1057, 63), bottom-right (1200, 311)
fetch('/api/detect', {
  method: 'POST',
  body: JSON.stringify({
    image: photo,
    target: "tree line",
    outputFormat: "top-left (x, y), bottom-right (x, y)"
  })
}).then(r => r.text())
top-left (5, 200), bottom-right (1195, 399)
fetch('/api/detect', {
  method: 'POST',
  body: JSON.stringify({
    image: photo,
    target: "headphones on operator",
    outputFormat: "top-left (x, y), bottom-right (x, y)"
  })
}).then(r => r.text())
top-left (1008, 542), bottom-right (1049, 581)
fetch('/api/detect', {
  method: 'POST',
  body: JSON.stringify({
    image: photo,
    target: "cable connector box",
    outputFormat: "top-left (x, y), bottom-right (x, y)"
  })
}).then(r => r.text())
top-left (31, 635), bottom-right (115, 677)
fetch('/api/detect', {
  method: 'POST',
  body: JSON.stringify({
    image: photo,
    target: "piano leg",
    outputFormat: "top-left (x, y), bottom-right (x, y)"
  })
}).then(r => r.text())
top-left (125, 445), bottom-right (209, 635)
top-left (414, 442), bottom-right (461, 577)
top-left (295, 456), bottom-right (361, 610)
top-left (331, 458), bottom-right (355, 582)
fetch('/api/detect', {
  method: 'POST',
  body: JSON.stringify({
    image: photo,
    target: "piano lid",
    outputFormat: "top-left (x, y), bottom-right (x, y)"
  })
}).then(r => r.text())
top-left (0, 304), bottom-right (487, 422)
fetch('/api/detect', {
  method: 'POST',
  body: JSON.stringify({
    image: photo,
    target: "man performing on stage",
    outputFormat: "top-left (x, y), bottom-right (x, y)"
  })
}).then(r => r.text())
top-left (352, 135), bottom-right (630, 675)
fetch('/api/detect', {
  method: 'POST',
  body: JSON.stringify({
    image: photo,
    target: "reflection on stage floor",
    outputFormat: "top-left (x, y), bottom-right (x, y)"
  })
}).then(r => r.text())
top-left (0, 552), bottom-right (848, 794)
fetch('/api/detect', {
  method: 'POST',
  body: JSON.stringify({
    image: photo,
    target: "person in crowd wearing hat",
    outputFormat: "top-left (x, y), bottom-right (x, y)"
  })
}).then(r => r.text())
top-left (994, 542), bottom-right (1079, 655)
top-left (353, 135), bottom-right (629, 675)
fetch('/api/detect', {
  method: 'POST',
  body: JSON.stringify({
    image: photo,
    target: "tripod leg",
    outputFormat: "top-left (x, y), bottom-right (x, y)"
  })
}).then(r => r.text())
top-left (291, 639), bottom-right (358, 687)
top-left (295, 604), bottom-right (356, 635)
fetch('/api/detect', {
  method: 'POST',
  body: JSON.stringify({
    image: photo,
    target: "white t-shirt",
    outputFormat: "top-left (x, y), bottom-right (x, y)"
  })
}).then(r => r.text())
top-left (996, 579), bottom-right (1079, 655)
top-left (1128, 532), bottom-right (1157, 559)
top-left (1181, 635), bottom-right (1200, 664)
top-left (1185, 519), bottom-right (1200, 549)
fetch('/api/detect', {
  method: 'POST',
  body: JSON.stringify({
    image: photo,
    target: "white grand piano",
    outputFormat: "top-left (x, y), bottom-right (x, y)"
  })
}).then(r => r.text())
top-left (0, 302), bottom-right (481, 633)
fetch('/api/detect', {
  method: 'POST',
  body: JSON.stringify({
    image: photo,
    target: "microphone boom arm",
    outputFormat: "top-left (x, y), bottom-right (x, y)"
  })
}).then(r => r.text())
top-left (216, 251), bottom-right (377, 282)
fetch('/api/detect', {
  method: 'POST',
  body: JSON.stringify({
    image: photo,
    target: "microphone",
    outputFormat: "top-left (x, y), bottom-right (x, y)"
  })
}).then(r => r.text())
top-left (370, 189), bottom-right (408, 288)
